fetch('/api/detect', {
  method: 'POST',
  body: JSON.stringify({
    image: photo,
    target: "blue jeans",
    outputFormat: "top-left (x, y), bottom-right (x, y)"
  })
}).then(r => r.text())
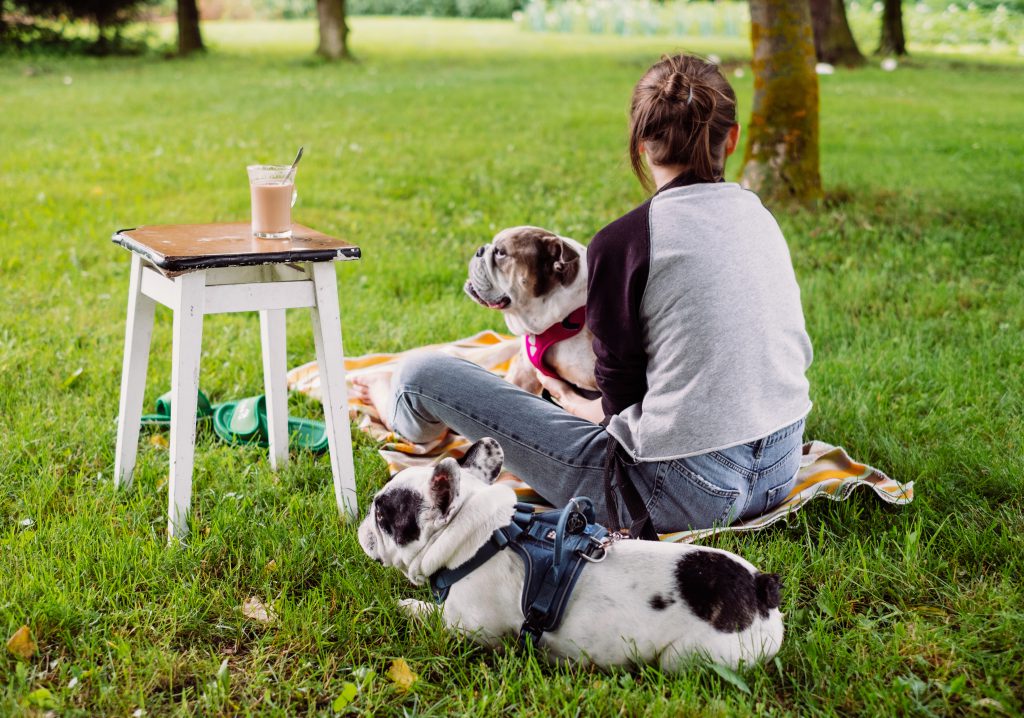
top-left (387, 352), bottom-right (804, 534)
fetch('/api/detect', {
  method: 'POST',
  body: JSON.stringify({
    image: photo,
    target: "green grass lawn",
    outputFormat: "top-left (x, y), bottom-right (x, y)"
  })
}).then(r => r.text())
top-left (1, 17), bottom-right (1023, 716)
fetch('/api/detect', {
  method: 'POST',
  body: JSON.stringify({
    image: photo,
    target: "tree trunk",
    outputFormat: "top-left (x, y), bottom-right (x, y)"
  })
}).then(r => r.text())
top-left (877, 0), bottom-right (907, 55)
top-left (811, 0), bottom-right (865, 66)
top-left (316, 0), bottom-right (350, 60)
top-left (741, 0), bottom-right (823, 208)
top-left (177, 0), bottom-right (204, 56)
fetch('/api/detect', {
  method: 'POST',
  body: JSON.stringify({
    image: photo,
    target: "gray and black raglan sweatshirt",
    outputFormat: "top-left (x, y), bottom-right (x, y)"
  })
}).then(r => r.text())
top-left (587, 172), bottom-right (813, 461)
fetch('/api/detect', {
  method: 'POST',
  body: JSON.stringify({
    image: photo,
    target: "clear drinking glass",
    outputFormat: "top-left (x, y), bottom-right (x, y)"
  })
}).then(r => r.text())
top-left (247, 164), bottom-right (298, 239)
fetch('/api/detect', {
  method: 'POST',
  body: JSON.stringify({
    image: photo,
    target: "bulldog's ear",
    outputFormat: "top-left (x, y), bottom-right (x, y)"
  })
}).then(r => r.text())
top-left (457, 437), bottom-right (504, 484)
top-left (430, 457), bottom-right (461, 517)
top-left (552, 239), bottom-right (580, 287)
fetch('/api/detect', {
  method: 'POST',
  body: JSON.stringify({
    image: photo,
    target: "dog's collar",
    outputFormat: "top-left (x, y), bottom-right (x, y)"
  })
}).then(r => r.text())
top-left (524, 306), bottom-right (587, 380)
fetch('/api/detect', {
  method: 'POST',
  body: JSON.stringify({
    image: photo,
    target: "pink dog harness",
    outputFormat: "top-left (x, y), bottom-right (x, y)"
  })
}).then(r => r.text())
top-left (525, 306), bottom-right (587, 379)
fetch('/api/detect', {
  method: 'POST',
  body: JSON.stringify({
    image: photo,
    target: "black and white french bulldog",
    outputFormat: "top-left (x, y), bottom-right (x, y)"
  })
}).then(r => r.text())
top-left (358, 438), bottom-right (785, 671)
top-left (464, 226), bottom-right (597, 396)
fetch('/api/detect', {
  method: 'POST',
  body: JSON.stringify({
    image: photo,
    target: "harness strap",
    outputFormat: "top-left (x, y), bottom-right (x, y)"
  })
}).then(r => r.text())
top-left (525, 306), bottom-right (587, 380)
top-left (602, 438), bottom-right (659, 541)
top-left (429, 502), bottom-right (535, 602)
top-left (429, 529), bottom-right (510, 602)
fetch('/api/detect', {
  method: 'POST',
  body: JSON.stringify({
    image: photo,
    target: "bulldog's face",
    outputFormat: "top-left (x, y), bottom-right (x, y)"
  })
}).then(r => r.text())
top-left (358, 438), bottom-right (505, 573)
top-left (464, 227), bottom-right (583, 330)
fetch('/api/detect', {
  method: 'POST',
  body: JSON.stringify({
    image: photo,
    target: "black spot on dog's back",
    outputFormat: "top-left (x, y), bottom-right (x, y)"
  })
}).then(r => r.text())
top-left (674, 550), bottom-right (775, 633)
top-left (649, 593), bottom-right (675, 611)
top-left (374, 488), bottom-right (423, 546)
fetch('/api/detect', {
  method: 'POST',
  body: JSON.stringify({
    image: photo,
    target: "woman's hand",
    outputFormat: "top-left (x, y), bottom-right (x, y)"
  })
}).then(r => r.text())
top-left (536, 372), bottom-right (605, 424)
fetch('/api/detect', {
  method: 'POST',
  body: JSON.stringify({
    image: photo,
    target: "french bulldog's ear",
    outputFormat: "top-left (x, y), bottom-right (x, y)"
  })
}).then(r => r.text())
top-left (458, 437), bottom-right (504, 484)
top-left (553, 240), bottom-right (580, 286)
top-left (431, 457), bottom-right (461, 517)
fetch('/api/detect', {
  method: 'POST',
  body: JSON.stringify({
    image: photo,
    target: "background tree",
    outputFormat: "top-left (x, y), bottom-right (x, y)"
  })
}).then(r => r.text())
top-left (177, 0), bottom-right (203, 56)
top-left (12, 0), bottom-right (150, 51)
top-left (316, 0), bottom-right (349, 60)
top-left (877, 0), bottom-right (907, 55)
top-left (742, 0), bottom-right (823, 207)
top-left (810, 0), bottom-right (865, 66)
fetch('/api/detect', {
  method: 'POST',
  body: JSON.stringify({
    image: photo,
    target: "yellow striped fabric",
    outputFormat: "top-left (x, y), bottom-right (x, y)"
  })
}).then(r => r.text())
top-left (287, 331), bottom-right (914, 543)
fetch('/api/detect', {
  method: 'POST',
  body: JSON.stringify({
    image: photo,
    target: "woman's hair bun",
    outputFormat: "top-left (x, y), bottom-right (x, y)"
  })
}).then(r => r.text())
top-left (629, 54), bottom-right (737, 190)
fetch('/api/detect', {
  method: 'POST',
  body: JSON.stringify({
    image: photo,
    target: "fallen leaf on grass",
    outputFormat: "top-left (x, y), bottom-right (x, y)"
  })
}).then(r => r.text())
top-left (331, 682), bottom-right (358, 712)
top-left (241, 597), bottom-right (276, 624)
top-left (22, 687), bottom-right (55, 709)
top-left (387, 658), bottom-right (417, 692)
top-left (7, 625), bottom-right (36, 659)
top-left (264, 559), bottom-right (277, 573)
top-left (149, 434), bottom-right (169, 449)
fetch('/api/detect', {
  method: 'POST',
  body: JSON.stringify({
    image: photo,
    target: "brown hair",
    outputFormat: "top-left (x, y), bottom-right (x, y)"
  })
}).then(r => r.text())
top-left (629, 54), bottom-right (738, 191)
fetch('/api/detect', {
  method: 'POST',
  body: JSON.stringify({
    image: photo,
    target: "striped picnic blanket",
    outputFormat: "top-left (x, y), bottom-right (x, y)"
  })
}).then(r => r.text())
top-left (287, 330), bottom-right (914, 543)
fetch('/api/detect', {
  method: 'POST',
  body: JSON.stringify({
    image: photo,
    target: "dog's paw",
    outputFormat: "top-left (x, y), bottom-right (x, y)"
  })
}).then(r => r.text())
top-left (397, 598), bottom-right (435, 621)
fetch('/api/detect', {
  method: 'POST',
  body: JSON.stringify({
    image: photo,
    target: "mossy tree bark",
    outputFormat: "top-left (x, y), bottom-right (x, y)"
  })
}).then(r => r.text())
top-left (742, 0), bottom-right (823, 208)
top-left (877, 0), bottom-right (907, 55)
top-left (177, 0), bottom-right (204, 56)
top-left (317, 0), bottom-right (350, 60)
top-left (811, 0), bottom-right (865, 66)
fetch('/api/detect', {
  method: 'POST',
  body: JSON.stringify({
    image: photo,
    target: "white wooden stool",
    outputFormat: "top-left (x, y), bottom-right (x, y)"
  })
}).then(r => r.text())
top-left (112, 222), bottom-right (361, 541)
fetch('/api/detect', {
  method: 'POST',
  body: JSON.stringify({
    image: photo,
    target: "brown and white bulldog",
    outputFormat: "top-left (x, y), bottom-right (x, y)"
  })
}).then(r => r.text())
top-left (464, 226), bottom-right (597, 396)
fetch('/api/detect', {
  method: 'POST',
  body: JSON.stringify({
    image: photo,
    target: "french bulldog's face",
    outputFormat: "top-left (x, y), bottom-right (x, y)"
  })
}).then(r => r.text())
top-left (358, 438), bottom-right (504, 572)
top-left (464, 226), bottom-right (582, 315)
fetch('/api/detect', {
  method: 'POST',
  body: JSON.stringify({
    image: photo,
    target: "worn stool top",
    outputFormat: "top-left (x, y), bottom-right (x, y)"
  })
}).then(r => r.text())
top-left (113, 222), bottom-right (361, 276)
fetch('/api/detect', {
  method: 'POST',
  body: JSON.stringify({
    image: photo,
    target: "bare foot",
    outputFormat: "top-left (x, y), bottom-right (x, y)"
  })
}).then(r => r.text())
top-left (351, 372), bottom-right (395, 430)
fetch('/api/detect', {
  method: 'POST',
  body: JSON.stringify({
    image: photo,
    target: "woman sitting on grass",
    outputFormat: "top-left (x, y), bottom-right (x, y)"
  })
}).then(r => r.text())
top-left (354, 54), bottom-right (813, 534)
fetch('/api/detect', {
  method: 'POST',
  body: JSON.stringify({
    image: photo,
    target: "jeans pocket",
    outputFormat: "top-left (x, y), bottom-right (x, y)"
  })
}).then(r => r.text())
top-left (765, 472), bottom-right (797, 511)
top-left (645, 459), bottom-right (741, 532)
top-left (761, 445), bottom-right (801, 514)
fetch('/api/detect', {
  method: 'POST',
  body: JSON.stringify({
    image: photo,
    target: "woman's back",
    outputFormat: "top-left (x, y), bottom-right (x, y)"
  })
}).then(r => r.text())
top-left (591, 179), bottom-right (813, 462)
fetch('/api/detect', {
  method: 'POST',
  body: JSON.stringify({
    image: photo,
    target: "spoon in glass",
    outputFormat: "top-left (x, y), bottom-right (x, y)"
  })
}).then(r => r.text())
top-left (286, 146), bottom-right (304, 183)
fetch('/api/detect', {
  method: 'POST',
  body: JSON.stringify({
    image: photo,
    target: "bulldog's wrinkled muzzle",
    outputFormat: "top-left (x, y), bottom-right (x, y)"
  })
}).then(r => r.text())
top-left (466, 245), bottom-right (511, 309)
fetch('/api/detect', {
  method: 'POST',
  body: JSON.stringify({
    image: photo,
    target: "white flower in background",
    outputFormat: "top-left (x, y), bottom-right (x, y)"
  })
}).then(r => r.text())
top-left (881, 58), bottom-right (898, 71)
top-left (815, 62), bottom-right (835, 75)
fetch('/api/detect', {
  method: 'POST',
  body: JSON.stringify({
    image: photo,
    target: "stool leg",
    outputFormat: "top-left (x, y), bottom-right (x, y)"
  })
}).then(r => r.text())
top-left (115, 254), bottom-right (157, 490)
top-left (167, 271), bottom-right (206, 541)
top-left (309, 262), bottom-right (358, 520)
top-left (260, 309), bottom-right (289, 470)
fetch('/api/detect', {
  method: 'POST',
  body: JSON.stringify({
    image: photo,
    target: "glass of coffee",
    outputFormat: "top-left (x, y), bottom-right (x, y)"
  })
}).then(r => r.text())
top-left (247, 165), bottom-right (297, 239)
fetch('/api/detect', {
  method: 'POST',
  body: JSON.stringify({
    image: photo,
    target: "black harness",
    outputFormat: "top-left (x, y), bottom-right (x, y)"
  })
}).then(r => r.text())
top-left (429, 497), bottom-right (611, 645)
